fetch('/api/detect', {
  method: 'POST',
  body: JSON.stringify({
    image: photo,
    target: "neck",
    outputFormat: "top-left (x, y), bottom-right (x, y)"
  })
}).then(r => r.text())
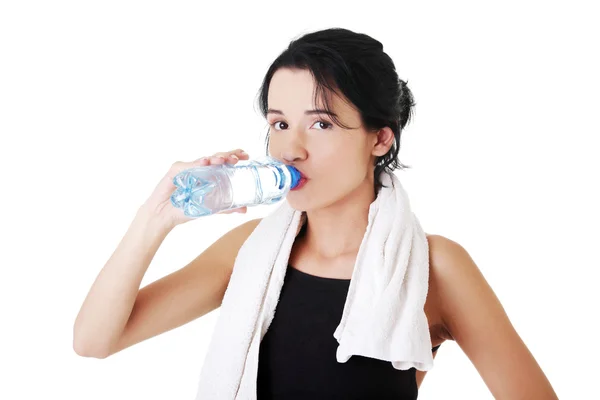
top-left (301, 178), bottom-right (379, 259)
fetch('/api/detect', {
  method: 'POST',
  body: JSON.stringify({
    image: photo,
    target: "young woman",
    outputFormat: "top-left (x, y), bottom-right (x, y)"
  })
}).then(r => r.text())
top-left (73, 28), bottom-right (558, 398)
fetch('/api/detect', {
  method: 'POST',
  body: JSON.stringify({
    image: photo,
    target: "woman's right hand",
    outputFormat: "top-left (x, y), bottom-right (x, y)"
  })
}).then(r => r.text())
top-left (139, 149), bottom-right (251, 230)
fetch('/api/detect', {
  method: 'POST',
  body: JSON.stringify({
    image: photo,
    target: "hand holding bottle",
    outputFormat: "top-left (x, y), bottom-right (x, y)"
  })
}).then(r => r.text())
top-left (140, 149), bottom-right (250, 230)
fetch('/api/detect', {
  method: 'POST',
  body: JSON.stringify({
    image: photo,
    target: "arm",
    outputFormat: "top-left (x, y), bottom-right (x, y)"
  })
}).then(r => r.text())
top-left (429, 235), bottom-right (558, 399)
top-left (73, 205), bottom-right (260, 359)
top-left (107, 216), bottom-right (261, 358)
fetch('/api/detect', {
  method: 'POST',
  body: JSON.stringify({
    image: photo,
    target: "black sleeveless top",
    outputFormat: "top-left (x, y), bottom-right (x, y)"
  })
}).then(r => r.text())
top-left (256, 264), bottom-right (440, 399)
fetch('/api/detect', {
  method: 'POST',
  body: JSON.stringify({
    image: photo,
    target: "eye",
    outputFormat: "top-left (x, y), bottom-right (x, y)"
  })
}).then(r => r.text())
top-left (311, 120), bottom-right (333, 130)
top-left (268, 120), bottom-right (333, 131)
top-left (269, 121), bottom-right (288, 131)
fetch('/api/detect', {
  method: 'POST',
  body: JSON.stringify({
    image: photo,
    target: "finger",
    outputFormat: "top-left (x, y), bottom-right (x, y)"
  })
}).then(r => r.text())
top-left (224, 149), bottom-right (249, 159)
top-left (192, 157), bottom-right (210, 166)
top-left (211, 149), bottom-right (248, 160)
top-left (215, 149), bottom-right (243, 157)
top-left (209, 155), bottom-right (227, 164)
top-left (237, 149), bottom-right (249, 159)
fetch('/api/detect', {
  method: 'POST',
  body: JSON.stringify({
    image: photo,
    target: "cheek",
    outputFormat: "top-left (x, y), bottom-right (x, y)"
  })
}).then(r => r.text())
top-left (324, 139), bottom-right (370, 171)
top-left (315, 149), bottom-right (369, 191)
top-left (309, 134), bottom-right (363, 160)
top-left (310, 135), bottom-right (369, 170)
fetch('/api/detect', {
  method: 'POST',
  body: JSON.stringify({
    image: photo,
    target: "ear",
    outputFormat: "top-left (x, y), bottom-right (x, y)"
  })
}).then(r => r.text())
top-left (371, 126), bottom-right (395, 157)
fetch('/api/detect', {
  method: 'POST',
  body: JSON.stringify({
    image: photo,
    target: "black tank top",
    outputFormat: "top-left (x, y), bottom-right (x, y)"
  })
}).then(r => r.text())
top-left (256, 263), bottom-right (440, 399)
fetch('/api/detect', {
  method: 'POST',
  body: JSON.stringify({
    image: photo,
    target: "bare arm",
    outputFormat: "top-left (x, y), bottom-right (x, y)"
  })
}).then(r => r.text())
top-left (73, 205), bottom-right (261, 359)
top-left (106, 216), bottom-right (261, 358)
top-left (73, 207), bottom-right (169, 358)
top-left (73, 149), bottom-right (251, 359)
top-left (430, 235), bottom-right (558, 399)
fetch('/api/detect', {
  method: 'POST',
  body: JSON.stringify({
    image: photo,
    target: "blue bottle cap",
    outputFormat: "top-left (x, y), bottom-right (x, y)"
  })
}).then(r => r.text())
top-left (285, 165), bottom-right (302, 189)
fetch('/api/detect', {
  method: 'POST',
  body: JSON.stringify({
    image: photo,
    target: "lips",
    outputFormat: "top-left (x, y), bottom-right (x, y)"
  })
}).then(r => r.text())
top-left (294, 167), bottom-right (308, 180)
top-left (289, 166), bottom-right (308, 191)
top-left (291, 177), bottom-right (308, 191)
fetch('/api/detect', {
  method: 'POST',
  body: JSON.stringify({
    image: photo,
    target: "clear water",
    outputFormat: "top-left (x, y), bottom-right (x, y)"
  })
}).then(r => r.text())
top-left (170, 157), bottom-right (300, 218)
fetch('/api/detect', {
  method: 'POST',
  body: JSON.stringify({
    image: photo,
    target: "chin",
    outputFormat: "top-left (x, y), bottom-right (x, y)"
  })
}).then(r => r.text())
top-left (284, 196), bottom-right (309, 212)
top-left (285, 191), bottom-right (337, 213)
top-left (285, 189), bottom-right (322, 211)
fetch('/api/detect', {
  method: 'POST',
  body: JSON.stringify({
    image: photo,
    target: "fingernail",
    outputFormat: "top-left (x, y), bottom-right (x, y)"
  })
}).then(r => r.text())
top-left (230, 154), bottom-right (239, 160)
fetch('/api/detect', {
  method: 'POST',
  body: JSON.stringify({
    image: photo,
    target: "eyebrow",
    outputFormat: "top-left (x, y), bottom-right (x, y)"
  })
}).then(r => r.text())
top-left (267, 108), bottom-right (338, 117)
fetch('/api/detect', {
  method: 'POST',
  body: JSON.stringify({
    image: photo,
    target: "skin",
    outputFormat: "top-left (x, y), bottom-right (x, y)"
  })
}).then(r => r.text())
top-left (77, 66), bottom-right (557, 398)
top-left (265, 67), bottom-right (558, 398)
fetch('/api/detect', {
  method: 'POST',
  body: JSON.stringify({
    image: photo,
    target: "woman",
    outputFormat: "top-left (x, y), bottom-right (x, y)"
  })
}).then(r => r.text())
top-left (73, 28), bottom-right (557, 398)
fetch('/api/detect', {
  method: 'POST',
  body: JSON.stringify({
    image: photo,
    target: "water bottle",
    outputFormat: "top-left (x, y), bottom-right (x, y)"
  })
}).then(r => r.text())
top-left (170, 156), bottom-right (302, 218)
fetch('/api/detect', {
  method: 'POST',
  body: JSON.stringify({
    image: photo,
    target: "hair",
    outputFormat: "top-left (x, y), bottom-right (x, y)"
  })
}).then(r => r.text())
top-left (255, 27), bottom-right (416, 191)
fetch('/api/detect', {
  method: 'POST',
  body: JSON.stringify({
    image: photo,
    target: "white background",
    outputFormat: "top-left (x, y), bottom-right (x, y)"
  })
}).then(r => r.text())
top-left (1, 1), bottom-right (598, 399)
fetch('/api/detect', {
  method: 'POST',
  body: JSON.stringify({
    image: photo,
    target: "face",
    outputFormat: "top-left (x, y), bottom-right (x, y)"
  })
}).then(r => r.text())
top-left (266, 68), bottom-right (394, 212)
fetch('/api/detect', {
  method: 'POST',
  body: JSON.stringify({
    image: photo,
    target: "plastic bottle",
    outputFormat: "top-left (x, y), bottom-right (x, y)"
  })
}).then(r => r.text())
top-left (170, 156), bottom-right (302, 218)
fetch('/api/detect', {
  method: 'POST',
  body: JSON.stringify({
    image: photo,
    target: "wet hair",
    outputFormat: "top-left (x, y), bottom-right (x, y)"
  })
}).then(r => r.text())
top-left (256, 27), bottom-right (416, 191)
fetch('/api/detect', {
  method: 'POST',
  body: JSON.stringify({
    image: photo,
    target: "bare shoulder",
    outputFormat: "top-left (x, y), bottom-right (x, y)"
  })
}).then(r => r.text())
top-left (425, 233), bottom-right (476, 331)
top-left (212, 217), bottom-right (263, 259)
top-left (423, 234), bottom-right (558, 398)
top-left (424, 234), bottom-right (457, 342)
top-left (426, 234), bottom-right (464, 264)
top-left (177, 216), bottom-right (264, 290)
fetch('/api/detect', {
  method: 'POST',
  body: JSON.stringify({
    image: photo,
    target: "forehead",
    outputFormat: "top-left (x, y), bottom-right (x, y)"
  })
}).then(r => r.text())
top-left (267, 68), bottom-right (354, 115)
top-left (268, 68), bottom-right (316, 103)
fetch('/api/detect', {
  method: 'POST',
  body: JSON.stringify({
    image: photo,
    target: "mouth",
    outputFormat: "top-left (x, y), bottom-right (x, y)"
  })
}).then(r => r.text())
top-left (291, 177), bottom-right (308, 191)
top-left (296, 169), bottom-right (308, 180)
top-left (290, 167), bottom-right (309, 191)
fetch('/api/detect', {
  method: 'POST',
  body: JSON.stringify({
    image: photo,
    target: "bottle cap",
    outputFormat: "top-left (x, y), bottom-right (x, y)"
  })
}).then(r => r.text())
top-left (286, 165), bottom-right (302, 189)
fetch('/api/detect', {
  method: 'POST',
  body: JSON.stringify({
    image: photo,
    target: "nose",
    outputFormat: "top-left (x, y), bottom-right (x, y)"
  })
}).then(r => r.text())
top-left (281, 150), bottom-right (306, 164)
top-left (277, 130), bottom-right (308, 164)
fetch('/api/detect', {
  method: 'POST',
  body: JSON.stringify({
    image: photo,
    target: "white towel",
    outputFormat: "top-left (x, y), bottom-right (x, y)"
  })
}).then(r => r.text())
top-left (194, 171), bottom-right (434, 399)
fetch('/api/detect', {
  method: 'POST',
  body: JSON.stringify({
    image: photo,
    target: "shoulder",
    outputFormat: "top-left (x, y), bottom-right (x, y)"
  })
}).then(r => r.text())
top-left (423, 234), bottom-right (557, 397)
top-left (425, 233), bottom-right (477, 329)
top-left (424, 234), bottom-right (472, 339)
top-left (425, 233), bottom-right (480, 300)
top-left (424, 233), bottom-right (471, 284)
top-left (425, 234), bottom-right (468, 267)
top-left (211, 218), bottom-right (263, 256)
top-left (238, 217), bottom-right (263, 233)
top-left (425, 234), bottom-right (498, 337)
top-left (228, 217), bottom-right (263, 243)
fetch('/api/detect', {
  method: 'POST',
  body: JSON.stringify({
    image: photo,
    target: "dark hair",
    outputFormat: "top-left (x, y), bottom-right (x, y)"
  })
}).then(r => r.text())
top-left (255, 27), bottom-right (416, 191)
